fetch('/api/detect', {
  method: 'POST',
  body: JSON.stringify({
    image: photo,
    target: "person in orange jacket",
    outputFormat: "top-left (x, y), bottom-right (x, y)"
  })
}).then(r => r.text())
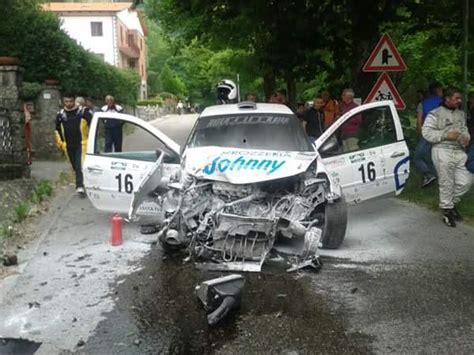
top-left (55, 94), bottom-right (92, 196)
top-left (321, 90), bottom-right (338, 128)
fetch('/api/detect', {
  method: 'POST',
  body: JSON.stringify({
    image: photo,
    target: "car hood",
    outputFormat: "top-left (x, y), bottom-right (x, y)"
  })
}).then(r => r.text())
top-left (184, 146), bottom-right (317, 184)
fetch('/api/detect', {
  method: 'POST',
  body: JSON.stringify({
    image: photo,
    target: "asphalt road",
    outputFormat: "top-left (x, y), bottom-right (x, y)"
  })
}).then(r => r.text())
top-left (1, 113), bottom-right (473, 354)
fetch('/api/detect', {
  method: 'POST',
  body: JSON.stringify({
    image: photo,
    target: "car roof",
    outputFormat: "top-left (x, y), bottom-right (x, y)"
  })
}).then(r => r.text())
top-left (200, 102), bottom-right (294, 117)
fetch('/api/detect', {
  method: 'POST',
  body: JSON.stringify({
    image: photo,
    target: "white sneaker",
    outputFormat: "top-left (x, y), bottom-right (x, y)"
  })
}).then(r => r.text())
top-left (76, 187), bottom-right (85, 195)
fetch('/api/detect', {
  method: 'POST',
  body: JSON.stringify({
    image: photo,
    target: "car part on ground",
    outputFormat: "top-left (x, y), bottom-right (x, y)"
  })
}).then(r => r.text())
top-left (195, 274), bottom-right (245, 325)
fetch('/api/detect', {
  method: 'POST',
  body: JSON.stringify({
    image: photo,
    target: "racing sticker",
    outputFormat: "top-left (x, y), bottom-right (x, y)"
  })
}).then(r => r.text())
top-left (111, 161), bottom-right (127, 171)
top-left (394, 156), bottom-right (410, 191)
top-left (349, 152), bottom-right (366, 164)
top-left (203, 156), bottom-right (286, 176)
top-left (185, 147), bottom-right (317, 184)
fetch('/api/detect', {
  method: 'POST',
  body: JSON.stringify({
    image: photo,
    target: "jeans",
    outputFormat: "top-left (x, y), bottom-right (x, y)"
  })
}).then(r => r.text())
top-left (67, 146), bottom-right (83, 188)
top-left (104, 126), bottom-right (123, 153)
top-left (466, 145), bottom-right (474, 174)
top-left (414, 138), bottom-right (436, 178)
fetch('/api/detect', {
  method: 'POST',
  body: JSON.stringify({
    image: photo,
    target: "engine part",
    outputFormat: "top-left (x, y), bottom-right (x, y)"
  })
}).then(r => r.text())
top-left (195, 274), bottom-right (245, 325)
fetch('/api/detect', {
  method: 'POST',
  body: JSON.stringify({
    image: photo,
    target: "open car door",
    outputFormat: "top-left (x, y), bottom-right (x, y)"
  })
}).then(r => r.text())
top-left (315, 101), bottom-right (410, 204)
top-left (83, 112), bottom-right (180, 219)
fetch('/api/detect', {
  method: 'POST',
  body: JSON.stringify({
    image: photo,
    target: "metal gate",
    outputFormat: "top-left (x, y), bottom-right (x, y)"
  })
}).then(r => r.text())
top-left (0, 107), bottom-right (13, 163)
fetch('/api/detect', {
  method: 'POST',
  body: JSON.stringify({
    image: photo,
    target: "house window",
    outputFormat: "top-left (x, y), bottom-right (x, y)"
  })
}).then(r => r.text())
top-left (128, 34), bottom-right (135, 47)
top-left (128, 59), bottom-right (136, 68)
top-left (91, 22), bottom-right (103, 37)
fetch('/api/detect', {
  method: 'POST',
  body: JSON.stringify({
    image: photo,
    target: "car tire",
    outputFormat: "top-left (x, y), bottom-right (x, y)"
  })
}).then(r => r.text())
top-left (320, 195), bottom-right (347, 249)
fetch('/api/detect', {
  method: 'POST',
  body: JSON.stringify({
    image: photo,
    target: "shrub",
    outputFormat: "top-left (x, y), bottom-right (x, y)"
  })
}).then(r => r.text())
top-left (138, 96), bottom-right (164, 106)
top-left (22, 82), bottom-right (43, 100)
top-left (14, 202), bottom-right (30, 223)
top-left (31, 179), bottom-right (53, 203)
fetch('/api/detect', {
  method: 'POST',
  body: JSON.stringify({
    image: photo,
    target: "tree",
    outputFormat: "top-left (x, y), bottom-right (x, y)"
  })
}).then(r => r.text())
top-left (147, 0), bottom-right (469, 107)
top-left (1, 0), bottom-right (139, 104)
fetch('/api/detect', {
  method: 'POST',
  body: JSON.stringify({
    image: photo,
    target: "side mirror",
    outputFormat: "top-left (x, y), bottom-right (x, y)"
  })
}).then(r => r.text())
top-left (319, 136), bottom-right (338, 153)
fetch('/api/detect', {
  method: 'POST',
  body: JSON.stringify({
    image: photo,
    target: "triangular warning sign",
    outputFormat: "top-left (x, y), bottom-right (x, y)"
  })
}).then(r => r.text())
top-left (363, 34), bottom-right (407, 72)
top-left (364, 72), bottom-right (406, 110)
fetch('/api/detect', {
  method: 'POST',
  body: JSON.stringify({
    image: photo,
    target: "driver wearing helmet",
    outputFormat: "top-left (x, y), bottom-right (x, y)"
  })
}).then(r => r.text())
top-left (216, 79), bottom-right (238, 104)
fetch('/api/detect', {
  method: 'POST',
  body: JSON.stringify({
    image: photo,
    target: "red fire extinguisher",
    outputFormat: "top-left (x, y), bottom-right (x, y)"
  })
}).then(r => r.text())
top-left (111, 213), bottom-right (123, 246)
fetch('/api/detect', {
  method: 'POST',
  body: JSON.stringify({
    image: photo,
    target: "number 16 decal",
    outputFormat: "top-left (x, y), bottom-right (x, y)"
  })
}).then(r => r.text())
top-left (115, 173), bottom-right (134, 193)
top-left (358, 162), bottom-right (376, 183)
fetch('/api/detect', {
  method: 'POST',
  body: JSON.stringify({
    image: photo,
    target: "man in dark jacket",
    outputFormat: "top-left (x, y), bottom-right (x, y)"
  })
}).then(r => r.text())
top-left (415, 81), bottom-right (443, 187)
top-left (55, 94), bottom-right (92, 196)
top-left (101, 95), bottom-right (124, 153)
top-left (303, 97), bottom-right (326, 143)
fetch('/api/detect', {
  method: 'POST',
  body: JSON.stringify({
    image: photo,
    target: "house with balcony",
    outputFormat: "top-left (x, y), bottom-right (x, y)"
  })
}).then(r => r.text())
top-left (42, 2), bottom-right (148, 99)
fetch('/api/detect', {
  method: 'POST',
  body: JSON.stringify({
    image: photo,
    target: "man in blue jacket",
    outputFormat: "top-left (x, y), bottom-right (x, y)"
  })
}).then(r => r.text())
top-left (415, 82), bottom-right (443, 187)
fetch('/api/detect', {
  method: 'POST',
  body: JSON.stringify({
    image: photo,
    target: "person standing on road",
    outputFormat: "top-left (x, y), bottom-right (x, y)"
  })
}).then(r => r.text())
top-left (415, 82), bottom-right (443, 187)
top-left (55, 94), bottom-right (92, 196)
top-left (339, 88), bottom-right (362, 152)
top-left (422, 87), bottom-right (471, 227)
top-left (101, 95), bottom-right (124, 153)
top-left (296, 102), bottom-right (306, 121)
top-left (176, 100), bottom-right (184, 115)
top-left (465, 93), bottom-right (474, 174)
top-left (303, 97), bottom-right (326, 143)
top-left (321, 90), bottom-right (338, 128)
top-left (85, 97), bottom-right (100, 115)
top-left (23, 102), bottom-right (33, 165)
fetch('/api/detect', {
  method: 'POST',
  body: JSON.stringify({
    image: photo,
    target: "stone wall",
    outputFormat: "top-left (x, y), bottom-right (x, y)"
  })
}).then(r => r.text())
top-left (0, 65), bottom-right (29, 180)
top-left (31, 85), bottom-right (63, 160)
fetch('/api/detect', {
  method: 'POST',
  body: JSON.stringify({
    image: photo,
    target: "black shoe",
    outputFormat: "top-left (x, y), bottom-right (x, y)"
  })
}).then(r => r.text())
top-left (442, 210), bottom-right (456, 227)
top-left (422, 176), bottom-right (436, 188)
top-left (451, 206), bottom-right (463, 221)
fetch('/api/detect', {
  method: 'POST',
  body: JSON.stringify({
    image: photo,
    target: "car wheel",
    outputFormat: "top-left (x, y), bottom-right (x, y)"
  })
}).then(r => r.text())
top-left (320, 195), bottom-right (347, 249)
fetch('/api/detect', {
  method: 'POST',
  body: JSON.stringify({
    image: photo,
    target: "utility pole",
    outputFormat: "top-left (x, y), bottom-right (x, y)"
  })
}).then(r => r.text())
top-left (462, 0), bottom-right (469, 113)
top-left (236, 73), bottom-right (241, 102)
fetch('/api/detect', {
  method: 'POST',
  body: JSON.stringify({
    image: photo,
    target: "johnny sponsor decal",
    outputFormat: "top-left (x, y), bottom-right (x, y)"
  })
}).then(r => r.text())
top-left (203, 155), bottom-right (286, 176)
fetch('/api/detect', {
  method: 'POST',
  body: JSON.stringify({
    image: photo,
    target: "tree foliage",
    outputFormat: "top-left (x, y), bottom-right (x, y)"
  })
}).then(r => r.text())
top-left (0, 0), bottom-right (140, 104)
top-left (147, 0), bottom-right (470, 108)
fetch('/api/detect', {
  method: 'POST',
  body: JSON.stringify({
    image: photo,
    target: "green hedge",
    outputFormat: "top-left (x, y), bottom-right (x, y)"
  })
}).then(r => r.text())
top-left (137, 96), bottom-right (164, 106)
top-left (0, 0), bottom-right (139, 105)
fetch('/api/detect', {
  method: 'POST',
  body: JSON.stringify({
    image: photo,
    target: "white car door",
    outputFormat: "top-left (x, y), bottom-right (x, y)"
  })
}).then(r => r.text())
top-left (315, 101), bottom-right (410, 203)
top-left (83, 112), bottom-right (180, 217)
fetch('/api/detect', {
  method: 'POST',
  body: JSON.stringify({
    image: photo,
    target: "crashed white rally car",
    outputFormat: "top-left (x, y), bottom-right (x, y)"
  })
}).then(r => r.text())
top-left (83, 101), bottom-right (410, 271)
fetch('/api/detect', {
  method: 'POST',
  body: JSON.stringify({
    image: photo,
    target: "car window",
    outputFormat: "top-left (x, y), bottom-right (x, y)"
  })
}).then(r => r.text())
top-left (187, 113), bottom-right (313, 152)
top-left (94, 117), bottom-right (177, 162)
top-left (320, 106), bottom-right (397, 158)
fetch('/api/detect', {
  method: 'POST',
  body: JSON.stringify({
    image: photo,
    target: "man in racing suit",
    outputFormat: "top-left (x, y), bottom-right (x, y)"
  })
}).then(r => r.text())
top-left (55, 94), bottom-right (92, 195)
top-left (422, 87), bottom-right (471, 227)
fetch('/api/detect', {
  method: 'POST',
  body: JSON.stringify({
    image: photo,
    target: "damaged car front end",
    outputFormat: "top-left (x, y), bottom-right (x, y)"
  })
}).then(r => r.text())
top-left (129, 105), bottom-right (346, 272)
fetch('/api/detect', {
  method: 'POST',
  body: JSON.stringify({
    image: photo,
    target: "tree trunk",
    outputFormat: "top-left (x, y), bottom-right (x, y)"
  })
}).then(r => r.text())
top-left (285, 70), bottom-right (296, 111)
top-left (350, 0), bottom-right (380, 99)
top-left (263, 73), bottom-right (275, 102)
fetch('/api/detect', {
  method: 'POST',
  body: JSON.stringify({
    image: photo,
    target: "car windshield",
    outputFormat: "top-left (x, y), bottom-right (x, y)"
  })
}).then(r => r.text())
top-left (188, 113), bottom-right (313, 151)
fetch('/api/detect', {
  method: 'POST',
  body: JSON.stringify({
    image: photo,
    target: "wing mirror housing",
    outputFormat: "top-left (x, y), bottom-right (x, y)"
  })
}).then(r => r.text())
top-left (319, 136), bottom-right (339, 154)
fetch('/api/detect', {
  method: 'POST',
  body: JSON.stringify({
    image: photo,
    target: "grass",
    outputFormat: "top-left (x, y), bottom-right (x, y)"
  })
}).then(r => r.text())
top-left (0, 224), bottom-right (14, 240)
top-left (0, 179), bottom-right (54, 247)
top-left (31, 179), bottom-right (53, 203)
top-left (14, 202), bottom-right (30, 223)
top-left (399, 165), bottom-right (474, 224)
